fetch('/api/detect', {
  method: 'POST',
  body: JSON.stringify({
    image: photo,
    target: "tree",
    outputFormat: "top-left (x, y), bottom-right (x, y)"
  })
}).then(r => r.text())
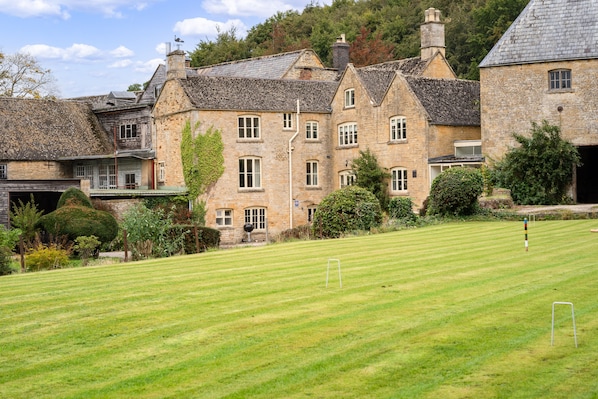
top-left (10, 194), bottom-right (44, 244)
top-left (127, 83), bottom-right (142, 91)
top-left (189, 27), bottom-right (251, 67)
top-left (350, 26), bottom-right (395, 67)
top-left (0, 52), bottom-right (58, 98)
top-left (351, 148), bottom-right (391, 211)
top-left (428, 167), bottom-right (484, 216)
top-left (494, 121), bottom-right (581, 205)
top-left (312, 185), bottom-right (382, 239)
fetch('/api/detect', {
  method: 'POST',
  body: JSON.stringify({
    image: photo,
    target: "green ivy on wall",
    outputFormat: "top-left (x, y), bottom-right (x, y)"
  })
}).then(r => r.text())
top-left (181, 120), bottom-right (225, 200)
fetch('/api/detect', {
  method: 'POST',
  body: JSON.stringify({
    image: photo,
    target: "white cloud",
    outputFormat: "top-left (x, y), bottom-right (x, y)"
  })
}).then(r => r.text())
top-left (0, 0), bottom-right (69, 18)
top-left (201, 0), bottom-right (293, 18)
top-left (174, 17), bottom-right (247, 38)
top-left (134, 58), bottom-right (164, 74)
top-left (21, 43), bottom-right (104, 62)
top-left (110, 45), bottom-right (134, 58)
top-left (109, 59), bottom-right (133, 68)
top-left (0, 0), bottom-right (157, 18)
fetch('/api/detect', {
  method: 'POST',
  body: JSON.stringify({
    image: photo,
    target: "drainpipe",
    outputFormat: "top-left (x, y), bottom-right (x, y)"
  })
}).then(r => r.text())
top-left (289, 99), bottom-right (300, 230)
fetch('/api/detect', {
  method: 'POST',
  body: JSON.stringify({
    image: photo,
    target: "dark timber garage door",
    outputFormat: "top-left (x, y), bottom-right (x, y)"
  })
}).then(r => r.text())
top-left (576, 146), bottom-right (598, 203)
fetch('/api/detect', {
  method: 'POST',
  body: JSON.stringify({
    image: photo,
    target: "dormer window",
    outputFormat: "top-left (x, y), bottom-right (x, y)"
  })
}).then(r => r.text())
top-left (549, 69), bottom-right (571, 91)
top-left (454, 140), bottom-right (482, 157)
top-left (344, 88), bottom-right (355, 108)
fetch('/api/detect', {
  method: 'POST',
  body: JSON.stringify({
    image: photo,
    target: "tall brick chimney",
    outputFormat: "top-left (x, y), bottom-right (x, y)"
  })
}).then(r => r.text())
top-left (166, 49), bottom-right (187, 80)
top-left (420, 8), bottom-right (445, 60)
top-left (332, 34), bottom-right (350, 71)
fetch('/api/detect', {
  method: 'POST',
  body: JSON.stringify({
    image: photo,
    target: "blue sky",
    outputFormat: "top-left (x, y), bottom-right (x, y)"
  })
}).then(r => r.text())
top-left (0, 0), bottom-right (331, 98)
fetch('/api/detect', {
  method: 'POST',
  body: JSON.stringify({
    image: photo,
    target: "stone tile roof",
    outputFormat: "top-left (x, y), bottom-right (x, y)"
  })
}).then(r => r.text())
top-left (192, 50), bottom-right (321, 80)
top-left (360, 57), bottom-right (428, 75)
top-left (180, 76), bottom-right (338, 113)
top-left (356, 69), bottom-right (397, 106)
top-left (480, 0), bottom-right (598, 67)
top-left (405, 77), bottom-right (480, 126)
top-left (0, 98), bottom-right (113, 161)
top-left (355, 57), bottom-right (429, 105)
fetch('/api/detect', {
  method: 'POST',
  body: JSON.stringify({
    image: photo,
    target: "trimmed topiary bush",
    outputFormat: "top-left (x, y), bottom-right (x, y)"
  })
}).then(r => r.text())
top-left (57, 187), bottom-right (94, 209)
top-left (37, 205), bottom-right (119, 245)
top-left (428, 167), bottom-right (484, 216)
top-left (312, 186), bottom-right (382, 239)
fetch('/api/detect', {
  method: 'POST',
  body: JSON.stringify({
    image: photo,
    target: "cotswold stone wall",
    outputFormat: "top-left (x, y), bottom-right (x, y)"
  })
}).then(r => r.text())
top-left (7, 161), bottom-right (71, 180)
top-left (481, 59), bottom-right (598, 162)
top-left (153, 80), bottom-right (333, 244)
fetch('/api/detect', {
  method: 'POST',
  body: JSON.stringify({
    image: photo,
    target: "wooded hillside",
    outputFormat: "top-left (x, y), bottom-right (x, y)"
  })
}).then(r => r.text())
top-left (189, 0), bottom-right (528, 80)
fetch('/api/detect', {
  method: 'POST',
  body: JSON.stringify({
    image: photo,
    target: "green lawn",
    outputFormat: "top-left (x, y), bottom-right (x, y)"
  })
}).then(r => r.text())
top-left (1, 220), bottom-right (598, 398)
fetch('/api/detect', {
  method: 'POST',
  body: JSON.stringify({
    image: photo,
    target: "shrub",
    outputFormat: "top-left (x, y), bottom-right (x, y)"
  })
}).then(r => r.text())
top-left (10, 194), bottom-right (44, 243)
top-left (493, 121), bottom-right (581, 205)
top-left (0, 225), bottom-right (22, 275)
top-left (179, 225), bottom-right (221, 253)
top-left (57, 187), bottom-right (93, 209)
top-left (388, 197), bottom-right (417, 221)
top-left (73, 235), bottom-right (101, 266)
top-left (312, 186), bottom-right (382, 239)
top-left (26, 244), bottom-right (70, 271)
top-left (37, 205), bottom-right (118, 245)
top-left (351, 148), bottom-right (391, 211)
top-left (428, 167), bottom-right (484, 216)
top-left (121, 204), bottom-right (187, 259)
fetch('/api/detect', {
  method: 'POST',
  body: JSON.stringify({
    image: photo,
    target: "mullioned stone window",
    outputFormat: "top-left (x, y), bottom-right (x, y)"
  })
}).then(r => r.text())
top-left (549, 69), bottom-right (571, 91)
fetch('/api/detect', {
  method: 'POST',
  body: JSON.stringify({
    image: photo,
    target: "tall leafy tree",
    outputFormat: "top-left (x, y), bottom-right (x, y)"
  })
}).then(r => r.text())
top-left (351, 148), bottom-right (391, 211)
top-left (0, 52), bottom-right (58, 98)
top-left (494, 121), bottom-right (581, 205)
top-left (189, 27), bottom-right (250, 67)
top-left (350, 26), bottom-right (395, 67)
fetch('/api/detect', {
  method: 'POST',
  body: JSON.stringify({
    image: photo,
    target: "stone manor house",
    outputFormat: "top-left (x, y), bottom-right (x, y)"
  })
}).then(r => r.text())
top-left (1, 0), bottom-right (596, 245)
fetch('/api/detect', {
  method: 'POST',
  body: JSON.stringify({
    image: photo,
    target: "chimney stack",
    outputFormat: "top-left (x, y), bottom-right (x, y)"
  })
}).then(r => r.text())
top-left (166, 49), bottom-right (187, 80)
top-left (420, 8), bottom-right (445, 60)
top-left (332, 34), bottom-right (350, 71)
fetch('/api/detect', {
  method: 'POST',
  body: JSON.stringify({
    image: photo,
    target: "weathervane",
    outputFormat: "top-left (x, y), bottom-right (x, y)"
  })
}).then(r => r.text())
top-left (174, 35), bottom-right (184, 50)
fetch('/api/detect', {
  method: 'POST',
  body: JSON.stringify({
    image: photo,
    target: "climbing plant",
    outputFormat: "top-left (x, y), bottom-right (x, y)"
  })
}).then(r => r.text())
top-left (181, 120), bottom-right (225, 201)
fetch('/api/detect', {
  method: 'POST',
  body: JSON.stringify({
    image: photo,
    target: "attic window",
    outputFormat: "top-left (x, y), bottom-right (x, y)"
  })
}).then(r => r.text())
top-left (549, 69), bottom-right (571, 91)
top-left (344, 88), bottom-right (355, 108)
top-left (120, 124), bottom-right (137, 139)
top-left (0, 164), bottom-right (7, 180)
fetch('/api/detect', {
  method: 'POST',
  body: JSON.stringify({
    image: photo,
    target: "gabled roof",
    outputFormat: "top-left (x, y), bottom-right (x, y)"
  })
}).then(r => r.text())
top-left (0, 98), bottom-right (112, 161)
top-left (354, 57), bottom-right (434, 106)
top-left (355, 69), bottom-right (397, 106)
top-left (480, 0), bottom-right (598, 68)
top-left (179, 76), bottom-right (338, 113)
top-left (192, 49), bottom-right (325, 80)
top-left (405, 77), bottom-right (480, 126)
top-left (359, 57), bottom-right (429, 75)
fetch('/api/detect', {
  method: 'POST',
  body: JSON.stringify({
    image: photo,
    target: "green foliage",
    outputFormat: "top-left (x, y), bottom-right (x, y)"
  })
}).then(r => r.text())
top-left (73, 235), bottom-right (101, 266)
top-left (0, 224), bottom-right (21, 276)
top-left (26, 244), bottom-right (70, 271)
top-left (37, 205), bottom-right (118, 244)
top-left (121, 204), bottom-right (187, 259)
top-left (57, 187), bottom-right (93, 209)
top-left (428, 167), bottom-right (484, 216)
top-left (494, 121), bottom-right (581, 205)
top-left (312, 186), bottom-right (382, 239)
top-left (388, 197), bottom-right (416, 221)
top-left (188, 0), bottom-right (527, 79)
top-left (127, 83), bottom-right (142, 91)
top-left (181, 121), bottom-right (225, 201)
top-left (179, 225), bottom-right (221, 253)
top-left (351, 148), bottom-right (391, 211)
top-left (189, 27), bottom-right (251, 67)
top-left (10, 194), bottom-right (44, 243)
